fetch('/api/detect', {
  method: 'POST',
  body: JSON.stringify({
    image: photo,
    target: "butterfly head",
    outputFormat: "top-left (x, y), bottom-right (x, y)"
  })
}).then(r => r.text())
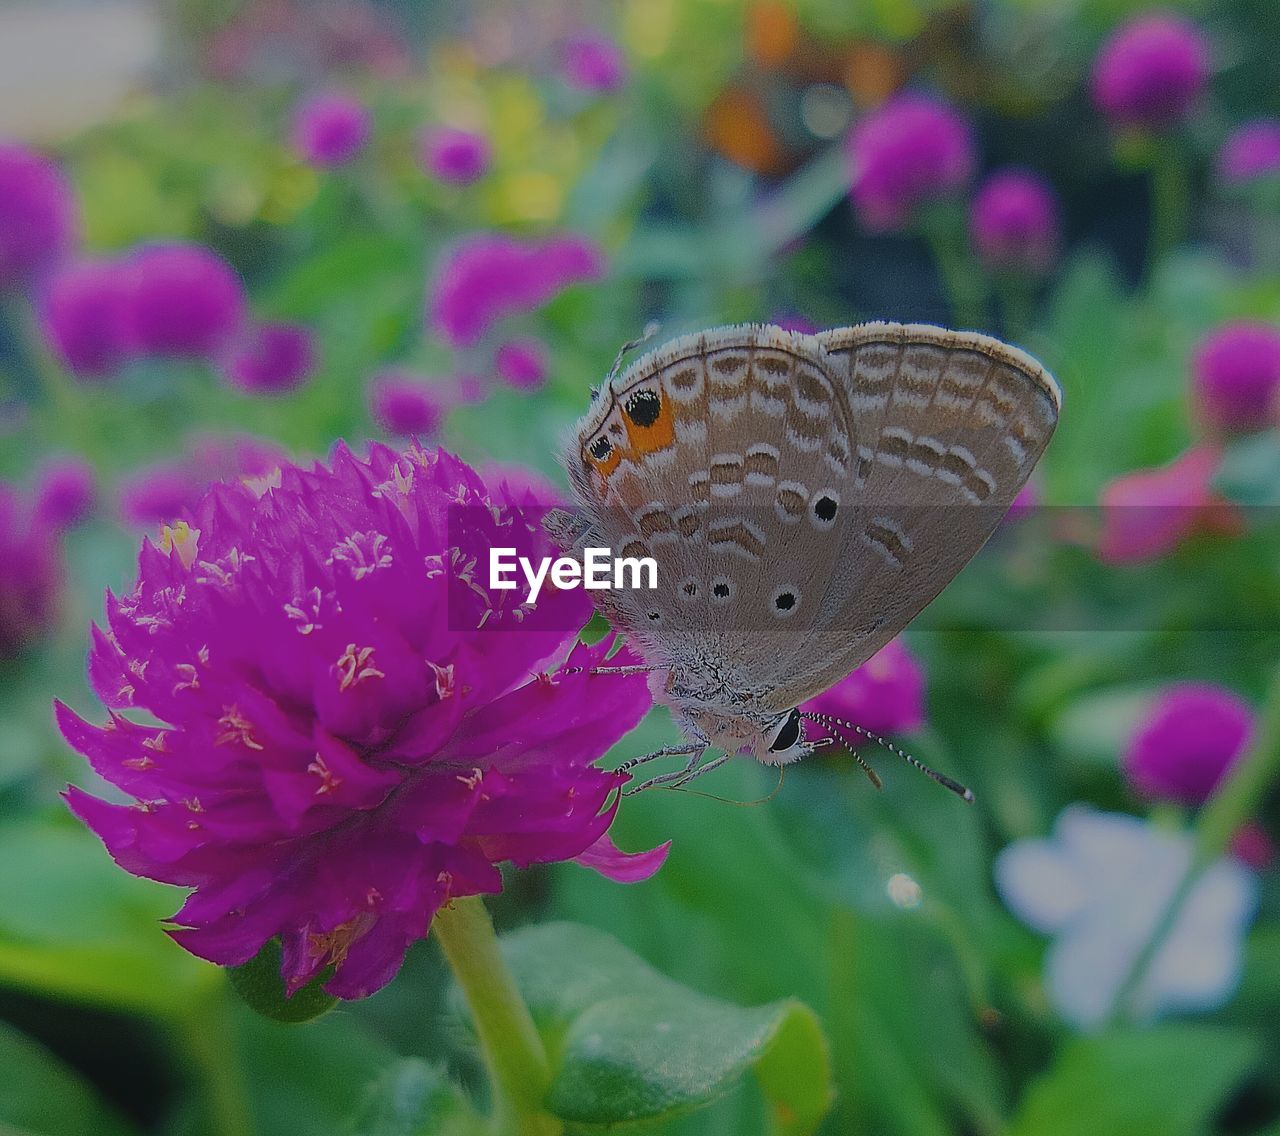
top-left (757, 707), bottom-right (812, 766)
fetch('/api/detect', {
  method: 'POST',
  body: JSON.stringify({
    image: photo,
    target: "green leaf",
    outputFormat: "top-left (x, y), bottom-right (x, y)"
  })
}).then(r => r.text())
top-left (229, 938), bottom-right (337, 1024)
top-left (347, 1059), bottom-right (481, 1136)
top-left (495, 922), bottom-right (833, 1134)
top-left (1008, 1025), bottom-right (1257, 1136)
top-left (0, 1021), bottom-right (138, 1136)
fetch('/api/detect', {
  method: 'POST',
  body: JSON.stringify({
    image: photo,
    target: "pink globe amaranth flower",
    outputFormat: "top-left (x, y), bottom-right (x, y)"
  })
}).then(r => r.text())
top-left (1218, 119), bottom-right (1280, 185)
top-left (1097, 446), bottom-right (1242, 564)
top-left (421, 128), bottom-right (491, 186)
top-left (481, 462), bottom-right (565, 507)
top-left (60, 444), bottom-right (663, 998)
top-left (802, 638), bottom-right (925, 737)
top-left (771, 314), bottom-right (818, 334)
top-left (0, 483), bottom-right (62, 658)
top-left (1091, 13), bottom-right (1210, 132)
top-left (1191, 321), bottom-right (1280, 434)
top-left (562, 32), bottom-right (628, 93)
top-left (969, 169), bottom-right (1060, 275)
top-left (35, 456), bottom-right (96, 530)
top-left (38, 258), bottom-right (135, 379)
top-left (427, 232), bottom-right (605, 349)
top-left (495, 338), bottom-right (548, 391)
top-left (0, 143), bottom-right (77, 292)
top-left (847, 94), bottom-right (975, 232)
top-left (125, 243), bottom-right (247, 361)
top-left (369, 372), bottom-right (447, 437)
top-left (224, 322), bottom-right (317, 394)
top-left (1124, 683), bottom-right (1253, 805)
top-left (291, 92), bottom-right (371, 168)
top-left (1230, 822), bottom-right (1274, 870)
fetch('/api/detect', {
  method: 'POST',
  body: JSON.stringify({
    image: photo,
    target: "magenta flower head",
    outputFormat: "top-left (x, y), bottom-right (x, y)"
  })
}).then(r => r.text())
top-left (495, 338), bottom-right (548, 391)
top-left (1218, 119), bottom-right (1280, 185)
top-left (35, 456), bottom-right (96, 530)
top-left (0, 143), bottom-right (77, 292)
top-left (291, 92), bottom-right (371, 168)
top-left (125, 243), bottom-right (247, 361)
top-left (480, 462), bottom-right (565, 506)
top-left (969, 169), bottom-right (1060, 275)
top-left (421, 128), bottom-right (491, 186)
top-left (1124, 683), bottom-right (1254, 805)
top-left (224, 322), bottom-right (317, 394)
top-left (39, 258), bottom-right (135, 379)
top-left (427, 232), bottom-right (605, 349)
top-left (1097, 446), bottom-right (1241, 564)
top-left (561, 32), bottom-right (628, 93)
top-left (60, 444), bottom-right (662, 998)
top-left (847, 93), bottom-right (975, 232)
top-left (0, 483), bottom-right (62, 658)
top-left (1191, 321), bottom-right (1280, 435)
top-left (369, 372), bottom-right (447, 437)
top-left (1091, 13), bottom-right (1210, 132)
top-left (802, 638), bottom-right (925, 737)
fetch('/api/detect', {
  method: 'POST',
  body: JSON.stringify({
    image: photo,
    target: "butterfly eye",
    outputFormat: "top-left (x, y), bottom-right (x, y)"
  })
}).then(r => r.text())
top-left (769, 708), bottom-right (802, 753)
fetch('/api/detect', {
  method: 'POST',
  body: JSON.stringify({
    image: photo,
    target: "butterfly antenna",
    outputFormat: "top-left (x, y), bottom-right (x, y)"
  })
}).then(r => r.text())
top-left (607, 321), bottom-right (662, 384)
top-left (802, 712), bottom-right (975, 803)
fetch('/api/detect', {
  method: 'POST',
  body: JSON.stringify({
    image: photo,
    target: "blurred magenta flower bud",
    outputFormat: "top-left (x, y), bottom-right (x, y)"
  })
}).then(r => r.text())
top-left (1230, 822), bottom-right (1274, 870)
top-left (495, 338), bottom-right (548, 391)
top-left (369, 371), bottom-right (447, 436)
top-left (802, 638), bottom-right (925, 736)
top-left (125, 243), bottom-right (247, 361)
top-left (35, 456), bottom-right (96, 530)
top-left (291, 91), bottom-right (371, 167)
top-left (38, 258), bottom-right (135, 379)
top-left (771, 313), bottom-right (819, 334)
top-left (0, 143), bottom-right (77, 292)
top-left (421, 127), bottom-right (491, 185)
top-left (969, 169), bottom-right (1060, 275)
top-left (1091, 13), bottom-right (1210, 132)
top-left (562, 32), bottom-right (628, 93)
top-left (1191, 320), bottom-right (1280, 434)
top-left (1004, 481), bottom-right (1039, 523)
top-left (224, 322), bottom-right (317, 394)
top-left (0, 483), bottom-right (62, 657)
top-left (847, 94), bottom-right (975, 231)
top-left (1098, 446), bottom-right (1241, 564)
top-left (1218, 119), bottom-right (1280, 185)
top-left (1124, 683), bottom-right (1254, 805)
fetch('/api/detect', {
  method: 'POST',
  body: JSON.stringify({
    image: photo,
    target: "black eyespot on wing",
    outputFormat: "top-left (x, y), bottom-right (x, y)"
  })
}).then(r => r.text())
top-left (624, 389), bottom-right (662, 428)
top-left (775, 591), bottom-right (796, 611)
top-left (647, 611), bottom-right (661, 621)
top-left (713, 582), bottom-right (730, 598)
top-left (814, 495), bottom-right (837, 522)
top-left (589, 437), bottom-right (613, 461)
top-left (770, 708), bottom-right (801, 752)
top-left (682, 580), bottom-right (698, 597)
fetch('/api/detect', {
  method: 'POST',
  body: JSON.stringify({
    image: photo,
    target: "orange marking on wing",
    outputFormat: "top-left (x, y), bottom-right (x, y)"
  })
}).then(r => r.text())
top-left (623, 391), bottom-right (675, 455)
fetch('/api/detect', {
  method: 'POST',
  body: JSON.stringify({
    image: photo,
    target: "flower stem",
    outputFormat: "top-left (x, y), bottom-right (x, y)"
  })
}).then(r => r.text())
top-left (180, 974), bottom-right (254, 1136)
top-left (1110, 664), bottom-right (1280, 1023)
top-left (1147, 139), bottom-right (1189, 282)
top-left (433, 896), bottom-right (561, 1136)
top-left (924, 223), bottom-right (985, 331)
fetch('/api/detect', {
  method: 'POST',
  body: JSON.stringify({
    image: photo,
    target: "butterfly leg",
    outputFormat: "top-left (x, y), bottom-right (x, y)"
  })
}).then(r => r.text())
top-left (616, 743), bottom-right (704, 775)
top-left (622, 746), bottom-right (709, 795)
top-left (670, 753), bottom-right (731, 789)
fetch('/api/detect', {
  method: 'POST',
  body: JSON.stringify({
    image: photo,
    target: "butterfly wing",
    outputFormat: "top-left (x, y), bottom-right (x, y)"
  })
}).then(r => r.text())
top-left (761, 322), bottom-right (1060, 711)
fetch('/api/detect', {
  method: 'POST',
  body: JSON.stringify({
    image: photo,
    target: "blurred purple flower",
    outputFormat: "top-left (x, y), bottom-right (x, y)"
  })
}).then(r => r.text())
top-left (495, 338), bottom-right (548, 391)
top-left (1230, 822), bottom-right (1274, 870)
top-left (802, 638), bottom-right (924, 736)
top-left (561, 32), bottom-right (628, 93)
top-left (1124, 683), bottom-right (1254, 806)
top-left (35, 456), bottom-right (96, 530)
top-left (1218, 119), bottom-right (1280, 185)
top-left (847, 94), bottom-right (975, 231)
top-left (996, 805), bottom-right (1256, 1029)
top-left (1191, 320), bottom-right (1280, 434)
top-left (126, 243), bottom-right (247, 361)
top-left (1005, 481), bottom-right (1040, 523)
top-left (421, 127), bottom-right (491, 185)
top-left (969, 169), bottom-right (1060, 275)
top-left (369, 372), bottom-right (447, 437)
top-left (61, 444), bottom-right (662, 998)
top-left (1091, 13), bottom-right (1210, 132)
top-left (0, 143), bottom-right (77, 292)
top-left (291, 91), bottom-right (371, 167)
top-left (454, 373), bottom-right (486, 404)
top-left (224, 322), bottom-right (317, 394)
top-left (0, 483), bottom-right (62, 658)
top-left (38, 258), bottom-right (135, 379)
top-left (1097, 447), bottom-right (1241, 564)
top-left (771, 314), bottom-right (819, 334)
top-left (427, 232), bottom-right (605, 349)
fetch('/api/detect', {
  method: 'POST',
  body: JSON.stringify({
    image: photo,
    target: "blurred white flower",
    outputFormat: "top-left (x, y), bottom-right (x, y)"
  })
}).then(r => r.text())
top-left (995, 805), bottom-right (1257, 1030)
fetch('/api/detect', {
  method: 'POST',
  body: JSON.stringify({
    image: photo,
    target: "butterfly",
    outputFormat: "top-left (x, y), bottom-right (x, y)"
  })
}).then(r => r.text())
top-left (545, 322), bottom-right (1060, 794)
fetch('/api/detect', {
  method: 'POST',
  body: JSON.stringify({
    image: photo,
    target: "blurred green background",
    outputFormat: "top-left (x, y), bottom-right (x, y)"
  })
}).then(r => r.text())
top-left (3, 0), bottom-right (1280, 1133)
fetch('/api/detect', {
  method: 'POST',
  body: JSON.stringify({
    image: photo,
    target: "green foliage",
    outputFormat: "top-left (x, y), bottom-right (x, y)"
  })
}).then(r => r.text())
top-left (228, 939), bottom-right (337, 1024)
